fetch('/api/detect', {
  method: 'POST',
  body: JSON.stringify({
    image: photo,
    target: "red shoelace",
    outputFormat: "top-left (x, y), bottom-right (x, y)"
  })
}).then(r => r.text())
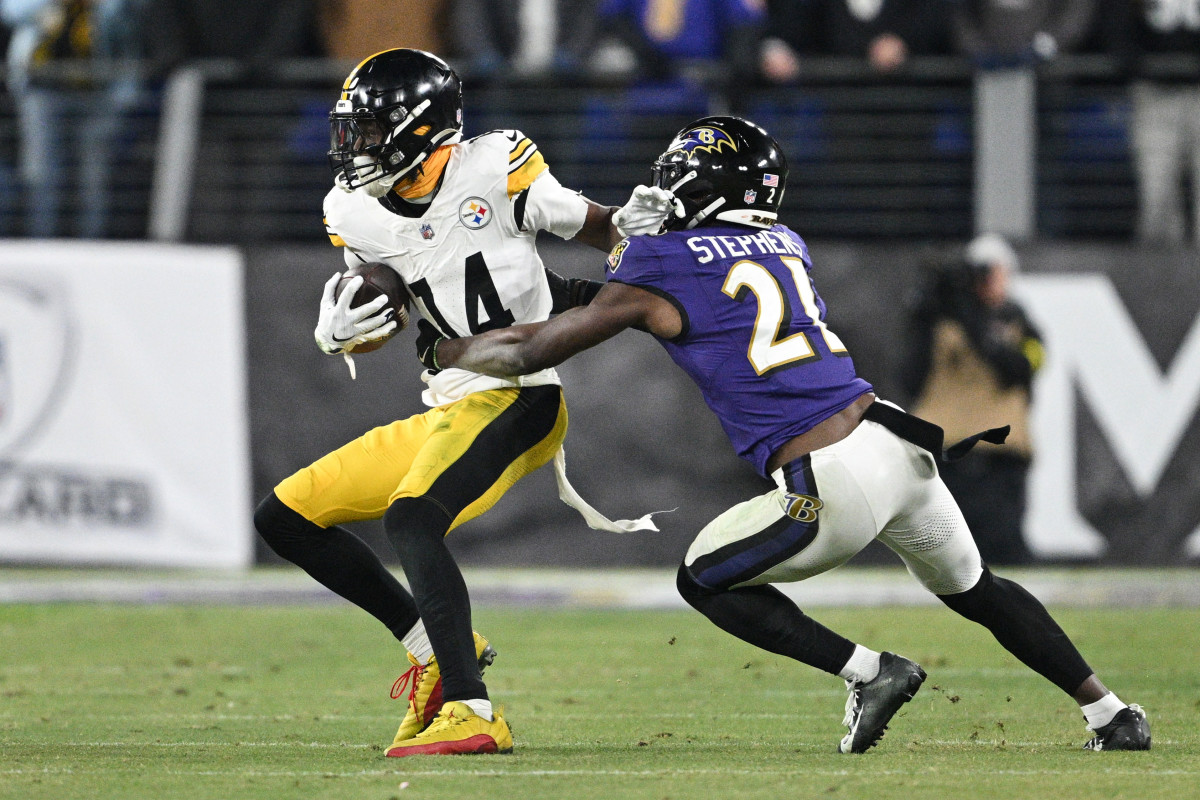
top-left (390, 662), bottom-right (425, 704)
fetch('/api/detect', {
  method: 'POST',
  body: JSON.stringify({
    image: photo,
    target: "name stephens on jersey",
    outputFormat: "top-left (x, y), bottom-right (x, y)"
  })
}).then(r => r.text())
top-left (685, 230), bottom-right (808, 264)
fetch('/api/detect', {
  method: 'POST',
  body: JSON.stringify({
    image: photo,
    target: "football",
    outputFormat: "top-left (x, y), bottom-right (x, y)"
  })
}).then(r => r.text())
top-left (337, 262), bottom-right (410, 353)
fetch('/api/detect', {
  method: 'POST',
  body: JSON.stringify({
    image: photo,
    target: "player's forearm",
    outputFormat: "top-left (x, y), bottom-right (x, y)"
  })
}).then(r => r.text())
top-left (574, 201), bottom-right (621, 252)
top-left (440, 307), bottom-right (616, 377)
top-left (438, 327), bottom-right (548, 378)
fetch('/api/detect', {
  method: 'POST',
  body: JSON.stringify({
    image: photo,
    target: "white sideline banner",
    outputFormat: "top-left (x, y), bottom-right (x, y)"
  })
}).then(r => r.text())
top-left (0, 241), bottom-right (252, 568)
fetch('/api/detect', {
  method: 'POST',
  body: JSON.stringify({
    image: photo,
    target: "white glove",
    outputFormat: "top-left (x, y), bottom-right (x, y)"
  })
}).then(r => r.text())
top-left (314, 273), bottom-right (397, 355)
top-left (613, 184), bottom-right (675, 237)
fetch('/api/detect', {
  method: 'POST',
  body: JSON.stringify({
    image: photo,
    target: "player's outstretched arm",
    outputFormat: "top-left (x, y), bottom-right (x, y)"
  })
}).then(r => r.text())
top-left (573, 199), bottom-right (622, 252)
top-left (425, 283), bottom-right (680, 377)
top-left (573, 186), bottom-right (676, 252)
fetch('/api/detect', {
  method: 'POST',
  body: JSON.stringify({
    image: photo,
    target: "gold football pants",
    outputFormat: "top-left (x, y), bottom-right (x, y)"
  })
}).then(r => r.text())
top-left (274, 385), bottom-right (567, 531)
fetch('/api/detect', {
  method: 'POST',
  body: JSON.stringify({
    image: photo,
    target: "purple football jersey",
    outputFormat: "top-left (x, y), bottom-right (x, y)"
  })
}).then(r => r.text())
top-left (605, 224), bottom-right (873, 476)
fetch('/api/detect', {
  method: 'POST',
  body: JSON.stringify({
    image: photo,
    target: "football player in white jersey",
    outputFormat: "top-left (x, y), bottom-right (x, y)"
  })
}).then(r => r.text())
top-left (252, 48), bottom-right (673, 756)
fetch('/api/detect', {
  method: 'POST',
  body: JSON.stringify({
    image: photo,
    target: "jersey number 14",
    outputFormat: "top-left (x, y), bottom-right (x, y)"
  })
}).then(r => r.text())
top-left (407, 252), bottom-right (516, 338)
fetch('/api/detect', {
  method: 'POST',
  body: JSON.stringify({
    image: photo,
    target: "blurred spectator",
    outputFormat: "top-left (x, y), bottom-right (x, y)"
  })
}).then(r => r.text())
top-left (949, 0), bottom-right (1096, 69)
top-left (442, 0), bottom-right (604, 83)
top-left (761, 0), bottom-right (952, 84)
top-left (2, 0), bottom-right (146, 238)
top-left (553, 0), bottom-right (604, 78)
top-left (901, 234), bottom-right (1045, 565)
top-left (1098, 0), bottom-right (1200, 245)
top-left (319, 0), bottom-right (446, 60)
top-left (447, 0), bottom-right (520, 81)
top-left (146, 0), bottom-right (323, 78)
top-left (588, 0), bottom-right (767, 87)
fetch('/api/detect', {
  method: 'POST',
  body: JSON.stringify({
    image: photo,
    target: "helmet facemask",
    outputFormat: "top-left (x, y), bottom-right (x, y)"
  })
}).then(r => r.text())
top-left (329, 114), bottom-right (393, 193)
top-left (330, 100), bottom-right (458, 197)
top-left (653, 155), bottom-right (725, 231)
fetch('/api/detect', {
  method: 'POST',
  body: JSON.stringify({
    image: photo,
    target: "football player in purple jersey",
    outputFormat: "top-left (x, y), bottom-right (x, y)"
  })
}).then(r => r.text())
top-left (417, 115), bottom-right (1151, 753)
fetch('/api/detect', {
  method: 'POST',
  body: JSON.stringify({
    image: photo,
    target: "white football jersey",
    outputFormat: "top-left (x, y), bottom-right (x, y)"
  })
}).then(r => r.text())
top-left (322, 129), bottom-right (589, 406)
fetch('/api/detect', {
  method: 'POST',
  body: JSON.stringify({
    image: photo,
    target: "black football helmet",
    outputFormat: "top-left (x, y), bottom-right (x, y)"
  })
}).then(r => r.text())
top-left (328, 49), bottom-right (463, 192)
top-left (652, 116), bottom-right (788, 231)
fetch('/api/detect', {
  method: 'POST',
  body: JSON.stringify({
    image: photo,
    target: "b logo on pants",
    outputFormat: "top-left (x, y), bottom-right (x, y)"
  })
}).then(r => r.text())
top-left (784, 493), bottom-right (823, 523)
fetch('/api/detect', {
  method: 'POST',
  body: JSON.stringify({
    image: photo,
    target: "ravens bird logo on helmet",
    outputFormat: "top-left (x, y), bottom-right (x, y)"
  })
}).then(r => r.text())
top-left (666, 126), bottom-right (739, 158)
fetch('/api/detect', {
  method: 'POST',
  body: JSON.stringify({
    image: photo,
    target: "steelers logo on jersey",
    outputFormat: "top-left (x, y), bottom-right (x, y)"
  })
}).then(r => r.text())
top-left (459, 197), bottom-right (492, 230)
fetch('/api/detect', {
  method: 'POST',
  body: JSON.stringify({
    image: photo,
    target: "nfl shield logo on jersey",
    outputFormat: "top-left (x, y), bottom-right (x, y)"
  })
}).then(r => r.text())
top-left (420, 223), bottom-right (435, 240)
top-left (744, 189), bottom-right (757, 204)
top-left (458, 197), bottom-right (492, 230)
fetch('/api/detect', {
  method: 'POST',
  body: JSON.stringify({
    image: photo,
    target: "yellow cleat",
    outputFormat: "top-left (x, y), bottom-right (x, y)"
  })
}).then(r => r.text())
top-left (385, 701), bottom-right (513, 757)
top-left (388, 631), bottom-right (497, 747)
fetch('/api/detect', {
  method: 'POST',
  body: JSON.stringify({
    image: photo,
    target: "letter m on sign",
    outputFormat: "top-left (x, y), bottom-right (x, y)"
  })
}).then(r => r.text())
top-left (1015, 275), bottom-right (1200, 561)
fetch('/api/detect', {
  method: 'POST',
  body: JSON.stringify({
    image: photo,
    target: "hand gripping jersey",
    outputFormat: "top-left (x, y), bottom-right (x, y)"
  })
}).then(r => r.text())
top-left (605, 224), bottom-right (873, 477)
top-left (323, 129), bottom-right (589, 406)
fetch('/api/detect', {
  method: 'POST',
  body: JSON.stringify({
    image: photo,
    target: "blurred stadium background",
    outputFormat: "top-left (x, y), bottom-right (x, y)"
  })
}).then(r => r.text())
top-left (1, 0), bottom-right (1198, 586)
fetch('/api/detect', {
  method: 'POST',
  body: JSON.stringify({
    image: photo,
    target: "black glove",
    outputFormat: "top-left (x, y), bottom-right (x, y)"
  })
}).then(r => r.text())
top-left (415, 319), bottom-right (445, 371)
top-left (545, 268), bottom-right (604, 314)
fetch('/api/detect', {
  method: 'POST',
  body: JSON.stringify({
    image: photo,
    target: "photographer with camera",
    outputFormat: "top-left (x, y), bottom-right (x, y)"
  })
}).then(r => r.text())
top-left (901, 233), bottom-right (1045, 565)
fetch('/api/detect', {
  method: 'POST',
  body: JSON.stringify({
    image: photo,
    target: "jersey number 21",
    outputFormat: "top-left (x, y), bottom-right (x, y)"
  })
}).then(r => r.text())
top-left (722, 256), bottom-right (847, 376)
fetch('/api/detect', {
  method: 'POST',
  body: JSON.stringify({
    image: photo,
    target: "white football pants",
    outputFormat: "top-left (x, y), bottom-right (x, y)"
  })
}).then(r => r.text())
top-left (684, 414), bottom-right (984, 596)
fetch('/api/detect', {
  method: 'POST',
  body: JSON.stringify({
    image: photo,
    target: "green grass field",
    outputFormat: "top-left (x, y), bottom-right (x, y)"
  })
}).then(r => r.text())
top-left (1, 598), bottom-right (1196, 800)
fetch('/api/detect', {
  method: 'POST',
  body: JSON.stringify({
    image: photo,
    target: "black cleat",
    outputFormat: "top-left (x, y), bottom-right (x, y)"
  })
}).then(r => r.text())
top-left (838, 651), bottom-right (927, 753)
top-left (1084, 704), bottom-right (1151, 751)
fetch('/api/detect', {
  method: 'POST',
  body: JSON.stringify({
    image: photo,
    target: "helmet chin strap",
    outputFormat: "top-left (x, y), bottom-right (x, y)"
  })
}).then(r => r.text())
top-left (362, 170), bottom-right (401, 198)
top-left (379, 98), bottom-right (439, 181)
top-left (368, 129), bottom-right (463, 199)
top-left (345, 135), bottom-right (464, 200)
top-left (686, 197), bottom-right (726, 230)
top-left (666, 170), bottom-right (698, 193)
top-left (336, 155), bottom-right (390, 194)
